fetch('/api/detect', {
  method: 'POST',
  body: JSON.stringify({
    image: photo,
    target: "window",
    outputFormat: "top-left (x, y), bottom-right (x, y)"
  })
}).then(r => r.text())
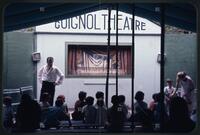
top-left (67, 45), bottom-right (132, 76)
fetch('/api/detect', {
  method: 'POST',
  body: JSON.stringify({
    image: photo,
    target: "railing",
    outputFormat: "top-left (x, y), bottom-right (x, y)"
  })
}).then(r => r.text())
top-left (3, 88), bottom-right (21, 94)
top-left (3, 86), bottom-right (34, 111)
top-left (3, 85), bottom-right (34, 96)
top-left (20, 86), bottom-right (34, 97)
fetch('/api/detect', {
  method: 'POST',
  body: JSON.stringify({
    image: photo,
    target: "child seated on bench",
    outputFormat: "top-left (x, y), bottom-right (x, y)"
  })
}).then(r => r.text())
top-left (43, 99), bottom-right (71, 129)
top-left (82, 96), bottom-right (96, 124)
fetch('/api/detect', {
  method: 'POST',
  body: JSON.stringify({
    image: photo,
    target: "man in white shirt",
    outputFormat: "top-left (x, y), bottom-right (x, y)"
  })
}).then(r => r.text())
top-left (38, 57), bottom-right (64, 106)
top-left (173, 71), bottom-right (195, 115)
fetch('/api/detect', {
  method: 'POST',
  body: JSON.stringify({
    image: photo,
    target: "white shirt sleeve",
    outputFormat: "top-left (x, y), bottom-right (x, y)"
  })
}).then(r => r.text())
top-left (187, 76), bottom-right (195, 90)
top-left (38, 66), bottom-right (44, 84)
top-left (164, 87), bottom-right (167, 94)
top-left (55, 67), bottom-right (64, 85)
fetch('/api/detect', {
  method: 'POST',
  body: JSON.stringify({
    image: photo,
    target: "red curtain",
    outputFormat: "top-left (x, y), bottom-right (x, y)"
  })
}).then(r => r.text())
top-left (67, 45), bottom-right (131, 76)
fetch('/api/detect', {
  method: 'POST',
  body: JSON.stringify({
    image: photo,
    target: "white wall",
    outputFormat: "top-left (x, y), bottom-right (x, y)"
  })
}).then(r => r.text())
top-left (36, 33), bottom-right (160, 108)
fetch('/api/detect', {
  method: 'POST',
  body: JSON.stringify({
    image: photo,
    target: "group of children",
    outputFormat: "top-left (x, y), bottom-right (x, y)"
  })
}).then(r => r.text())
top-left (132, 89), bottom-right (196, 132)
top-left (3, 87), bottom-right (196, 132)
top-left (71, 91), bottom-right (129, 131)
top-left (3, 91), bottom-right (129, 132)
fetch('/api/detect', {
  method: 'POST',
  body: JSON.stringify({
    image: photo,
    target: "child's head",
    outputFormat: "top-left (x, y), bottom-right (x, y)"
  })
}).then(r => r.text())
top-left (55, 99), bottom-right (64, 107)
top-left (95, 91), bottom-right (104, 100)
top-left (118, 95), bottom-right (125, 104)
top-left (152, 93), bottom-right (158, 101)
top-left (111, 95), bottom-right (119, 105)
top-left (3, 96), bottom-right (12, 106)
top-left (135, 91), bottom-right (144, 102)
top-left (155, 93), bottom-right (162, 102)
top-left (86, 96), bottom-right (94, 105)
top-left (78, 91), bottom-right (87, 101)
top-left (166, 78), bottom-right (173, 86)
top-left (57, 95), bottom-right (65, 103)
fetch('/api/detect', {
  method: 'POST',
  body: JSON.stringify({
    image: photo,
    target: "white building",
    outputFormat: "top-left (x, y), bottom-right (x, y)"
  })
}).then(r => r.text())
top-left (35, 10), bottom-right (161, 108)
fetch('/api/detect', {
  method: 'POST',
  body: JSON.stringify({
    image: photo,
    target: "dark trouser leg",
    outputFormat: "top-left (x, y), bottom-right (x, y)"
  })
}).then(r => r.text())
top-left (40, 81), bottom-right (55, 106)
top-left (48, 85), bottom-right (55, 106)
top-left (40, 82), bottom-right (47, 102)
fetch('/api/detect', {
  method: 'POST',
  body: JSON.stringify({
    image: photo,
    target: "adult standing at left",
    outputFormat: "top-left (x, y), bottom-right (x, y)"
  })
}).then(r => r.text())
top-left (38, 57), bottom-right (64, 106)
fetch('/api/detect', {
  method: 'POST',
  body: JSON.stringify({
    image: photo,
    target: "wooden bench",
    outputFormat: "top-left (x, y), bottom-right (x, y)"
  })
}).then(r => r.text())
top-left (59, 120), bottom-right (134, 129)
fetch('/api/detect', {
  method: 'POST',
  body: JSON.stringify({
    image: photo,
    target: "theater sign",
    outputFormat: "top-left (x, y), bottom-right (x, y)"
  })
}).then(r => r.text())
top-left (36, 10), bottom-right (161, 34)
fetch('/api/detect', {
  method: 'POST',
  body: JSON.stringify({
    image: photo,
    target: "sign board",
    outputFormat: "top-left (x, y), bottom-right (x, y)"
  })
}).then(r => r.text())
top-left (36, 10), bottom-right (161, 34)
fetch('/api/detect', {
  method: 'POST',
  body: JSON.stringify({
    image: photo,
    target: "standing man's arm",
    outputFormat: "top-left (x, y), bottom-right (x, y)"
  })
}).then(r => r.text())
top-left (171, 72), bottom-right (181, 96)
top-left (183, 77), bottom-right (195, 104)
top-left (183, 76), bottom-right (195, 95)
top-left (38, 66), bottom-right (44, 84)
top-left (189, 77), bottom-right (195, 92)
top-left (188, 77), bottom-right (195, 102)
top-left (55, 68), bottom-right (64, 85)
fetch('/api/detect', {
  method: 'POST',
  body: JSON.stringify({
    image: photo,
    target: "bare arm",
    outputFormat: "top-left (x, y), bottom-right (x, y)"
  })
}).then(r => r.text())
top-left (171, 74), bottom-right (180, 96)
